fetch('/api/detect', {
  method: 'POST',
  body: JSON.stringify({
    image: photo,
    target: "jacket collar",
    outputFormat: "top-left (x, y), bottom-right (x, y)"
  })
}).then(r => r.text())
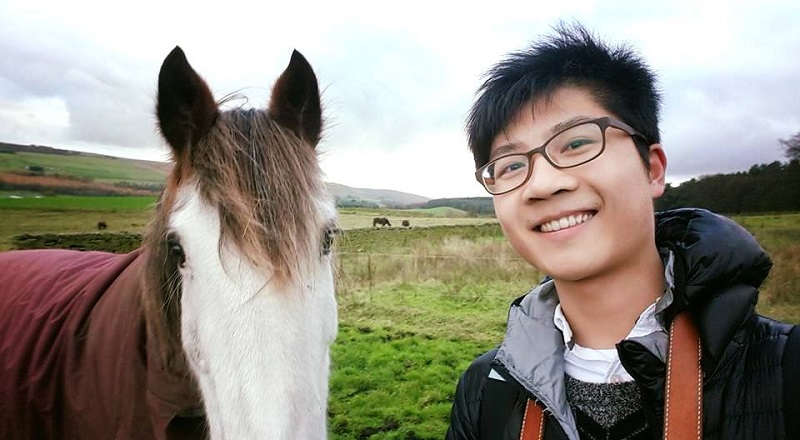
top-left (496, 280), bottom-right (580, 439)
top-left (655, 208), bottom-right (770, 369)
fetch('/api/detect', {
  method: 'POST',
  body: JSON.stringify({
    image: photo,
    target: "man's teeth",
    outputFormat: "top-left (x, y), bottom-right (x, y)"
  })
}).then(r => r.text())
top-left (539, 213), bottom-right (594, 232)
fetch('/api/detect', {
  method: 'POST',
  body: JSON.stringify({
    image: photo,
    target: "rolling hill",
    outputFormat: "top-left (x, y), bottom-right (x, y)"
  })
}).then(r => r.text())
top-left (0, 142), bottom-right (430, 206)
top-left (326, 182), bottom-right (429, 207)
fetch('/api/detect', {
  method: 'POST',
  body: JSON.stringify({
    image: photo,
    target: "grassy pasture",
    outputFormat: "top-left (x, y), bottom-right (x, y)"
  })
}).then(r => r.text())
top-left (337, 207), bottom-right (493, 230)
top-left (0, 195), bottom-right (157, 210)
top-left (0, 151), bottom-right (168, 183)
top-left (736, 213), bottom-right (800, 319)
top-left (1, 196), bottom-right (799, 439)
top-left (329, 213), bottom-right (800, 439)
top-left (0, 197), bottom-right (496, 251)
top-left (0, 196), bottom-right (157, 249)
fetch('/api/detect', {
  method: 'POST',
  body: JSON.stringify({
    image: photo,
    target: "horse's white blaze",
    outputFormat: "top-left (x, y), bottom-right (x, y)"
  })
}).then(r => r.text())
top-left (170, 183), bottom-right (337, 440)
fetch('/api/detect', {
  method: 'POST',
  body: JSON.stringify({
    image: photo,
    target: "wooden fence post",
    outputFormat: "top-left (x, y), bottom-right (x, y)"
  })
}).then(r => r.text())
top-left (367, 253), bottom-right (373, 293)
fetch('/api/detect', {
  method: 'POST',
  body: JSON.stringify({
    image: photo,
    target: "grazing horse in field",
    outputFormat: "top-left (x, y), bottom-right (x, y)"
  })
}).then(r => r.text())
top-left (0, 47), bottom-right (338, 440)
top-left (373, 217), bottom-right (391, 227)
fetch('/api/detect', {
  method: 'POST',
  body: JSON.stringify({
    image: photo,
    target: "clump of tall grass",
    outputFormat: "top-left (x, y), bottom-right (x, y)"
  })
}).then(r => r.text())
top-left (761, 244), bottom-right (800, 305)
top-left (333, 235), bottom-right (540, 296)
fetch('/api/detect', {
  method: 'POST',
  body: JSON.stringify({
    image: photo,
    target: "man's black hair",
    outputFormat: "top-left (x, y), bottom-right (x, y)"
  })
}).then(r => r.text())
top-left (467, 22), bottom-right (661, 169)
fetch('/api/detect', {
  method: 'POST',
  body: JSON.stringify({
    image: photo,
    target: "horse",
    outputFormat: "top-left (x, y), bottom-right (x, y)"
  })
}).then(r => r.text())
top-left (0, 46), bottom-right (338, 440)
top-left (373, 217), bottom-right (391, 227)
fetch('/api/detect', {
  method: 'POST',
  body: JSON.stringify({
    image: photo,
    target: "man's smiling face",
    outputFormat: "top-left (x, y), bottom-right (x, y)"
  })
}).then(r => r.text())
top-left (490, 86), bottom-right (667, 282)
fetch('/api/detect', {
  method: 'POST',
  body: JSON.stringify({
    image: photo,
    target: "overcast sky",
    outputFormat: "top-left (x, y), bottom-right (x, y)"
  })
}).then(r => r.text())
top-left (1, 0), bottom-right (798, 198)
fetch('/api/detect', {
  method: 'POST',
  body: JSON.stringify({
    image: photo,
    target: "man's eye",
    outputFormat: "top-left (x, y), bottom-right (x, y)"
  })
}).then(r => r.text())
top-left (496, 161), bottom-right (527, 179)
top-left (562, 138), bottom-right (592, 152)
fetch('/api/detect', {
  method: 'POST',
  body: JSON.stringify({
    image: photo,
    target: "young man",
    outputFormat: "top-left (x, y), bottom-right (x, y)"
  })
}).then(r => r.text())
top-left (446, 23), bottom-right (799, 439)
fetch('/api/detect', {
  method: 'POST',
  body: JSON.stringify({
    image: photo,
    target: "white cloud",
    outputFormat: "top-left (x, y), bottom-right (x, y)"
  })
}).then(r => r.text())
top-left (1, 0), bottom-right (798, 197)
top-left (0, 97), bottom-right (69, 143)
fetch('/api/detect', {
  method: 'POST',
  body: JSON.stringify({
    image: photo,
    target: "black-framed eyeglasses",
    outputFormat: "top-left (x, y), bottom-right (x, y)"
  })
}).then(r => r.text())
top-left (474, 116), bottom-right (649, 195)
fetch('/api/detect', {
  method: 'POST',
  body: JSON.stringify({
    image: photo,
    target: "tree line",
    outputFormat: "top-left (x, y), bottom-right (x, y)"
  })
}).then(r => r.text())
top-left (656, 160), bottom-right (800, 214)
top-left (656, 134), bottom-right (800, 214)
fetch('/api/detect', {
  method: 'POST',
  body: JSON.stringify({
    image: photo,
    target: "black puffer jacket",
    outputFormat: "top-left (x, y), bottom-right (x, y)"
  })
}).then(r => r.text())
top-left (445, 209), bottom-right (798, 439)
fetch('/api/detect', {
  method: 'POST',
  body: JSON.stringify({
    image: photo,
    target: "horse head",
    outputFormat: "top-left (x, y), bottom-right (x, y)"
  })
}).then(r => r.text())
top-left (143, 46), bottom-right (337, 439)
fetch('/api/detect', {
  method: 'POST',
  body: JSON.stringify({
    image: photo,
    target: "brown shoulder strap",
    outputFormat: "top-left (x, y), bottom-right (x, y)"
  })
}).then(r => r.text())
top-left (520, 399), bottom-right (545, 440)
top-left (663, 311), bottom-right (703, 439)
top-left (519, 311), bottom-right (702, 440)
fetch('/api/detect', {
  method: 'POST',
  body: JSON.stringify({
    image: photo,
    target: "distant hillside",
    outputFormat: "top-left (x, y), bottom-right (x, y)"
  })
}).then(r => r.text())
top-left (1, 142), bottom-right (92, 156)
top-left (0, 141), bottom-right (430, 206)
top-left (421, 197), bottom-right (495, 216)
top-left (0, 142), bottom-right (171, 184)
top-left (326, 182), bottom-right (429, 208)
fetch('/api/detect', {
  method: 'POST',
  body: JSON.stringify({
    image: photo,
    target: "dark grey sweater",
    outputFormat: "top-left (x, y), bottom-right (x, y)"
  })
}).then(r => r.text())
top-left (565, 375), bottom-right (653, 439)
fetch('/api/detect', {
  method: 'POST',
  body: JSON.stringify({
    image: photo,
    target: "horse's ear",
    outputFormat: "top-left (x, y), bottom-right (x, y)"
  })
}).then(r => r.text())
top-left (269, 50), bottom-right (322, 147)
top-left (156, 46), bottom-right (218, 157)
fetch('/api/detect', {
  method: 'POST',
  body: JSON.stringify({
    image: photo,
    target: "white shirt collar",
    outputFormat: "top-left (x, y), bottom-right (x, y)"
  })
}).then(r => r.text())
top-left (554, 299), bottom-right (664, 383)
top-left (553, 250), bottom-right (675, 347)
top-left (551, 251), bottom-right (675, 383)
top-left (553, 299), bottom-right (663, 348)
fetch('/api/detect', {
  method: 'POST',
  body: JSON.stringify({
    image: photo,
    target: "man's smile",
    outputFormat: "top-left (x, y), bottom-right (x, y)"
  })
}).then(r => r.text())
top-left (536, 210), bottom-right (596, 232)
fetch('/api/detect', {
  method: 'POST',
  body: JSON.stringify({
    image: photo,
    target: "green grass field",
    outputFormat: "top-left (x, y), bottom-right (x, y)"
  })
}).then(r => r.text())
top-left (0, 197), bottom-right (493, 249)
top-left (1, 197), bottom-right (799, 439)
top-left (329, 212), bottom-right (800, 439)
top-left (0, 195), bottom-right (157, 210)
top-left (0, 151), bottom-right (169, 183)
top-left (0, 196), bottom-right (157, 249)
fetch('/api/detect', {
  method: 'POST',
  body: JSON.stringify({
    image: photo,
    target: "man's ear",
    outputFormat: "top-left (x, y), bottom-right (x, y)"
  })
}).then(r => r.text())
top-left (648, 144), bottom-right (667, 198)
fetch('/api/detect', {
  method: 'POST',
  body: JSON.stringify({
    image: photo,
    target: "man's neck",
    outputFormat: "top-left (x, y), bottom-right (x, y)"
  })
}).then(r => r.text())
top-left (554, 246), bottom-right (665, 349)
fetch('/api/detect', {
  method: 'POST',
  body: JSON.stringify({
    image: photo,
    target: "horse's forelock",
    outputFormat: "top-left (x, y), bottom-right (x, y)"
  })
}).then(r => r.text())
top-left (192, 108), bottom-right (326, 285)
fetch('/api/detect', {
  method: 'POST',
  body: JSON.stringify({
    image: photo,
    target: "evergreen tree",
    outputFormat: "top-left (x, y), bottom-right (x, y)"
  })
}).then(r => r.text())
top-left (779, 132), bottom-right (800, 161)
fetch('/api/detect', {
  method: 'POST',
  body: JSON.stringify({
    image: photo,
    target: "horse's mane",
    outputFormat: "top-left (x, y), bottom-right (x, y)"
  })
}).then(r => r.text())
top-left (141, 105), bottom-right (327, 369)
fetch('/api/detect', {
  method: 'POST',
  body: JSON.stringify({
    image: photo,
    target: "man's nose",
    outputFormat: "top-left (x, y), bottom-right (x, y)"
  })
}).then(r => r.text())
top-left (519, 154), bottom-right (578, 200)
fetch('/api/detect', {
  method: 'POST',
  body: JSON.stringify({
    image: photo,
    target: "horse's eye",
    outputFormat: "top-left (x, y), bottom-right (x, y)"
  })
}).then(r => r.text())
top-left (322, 226), bottom-right (339, 256)
top-left (166, 232), bottom-right (186, 268)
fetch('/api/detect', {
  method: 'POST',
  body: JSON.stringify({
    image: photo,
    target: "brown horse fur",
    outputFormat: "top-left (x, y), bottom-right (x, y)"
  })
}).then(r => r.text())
top-left (373, 216), bottom-right (391, 227)
top-left (142, 47), bottom-right (329, 371)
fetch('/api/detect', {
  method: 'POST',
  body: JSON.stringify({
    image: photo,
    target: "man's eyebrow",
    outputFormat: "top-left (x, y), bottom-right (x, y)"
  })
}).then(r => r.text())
top-left (489, 116), bottom-right (595, 161)
top-left (489, 142), bottom-right (522, 160)
top-left (549, 116), bottom-right (594, 136)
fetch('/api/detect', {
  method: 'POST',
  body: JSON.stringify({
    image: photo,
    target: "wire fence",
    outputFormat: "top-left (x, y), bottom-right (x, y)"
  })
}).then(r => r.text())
top-left (333, 250), bottom-right (540, 295)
